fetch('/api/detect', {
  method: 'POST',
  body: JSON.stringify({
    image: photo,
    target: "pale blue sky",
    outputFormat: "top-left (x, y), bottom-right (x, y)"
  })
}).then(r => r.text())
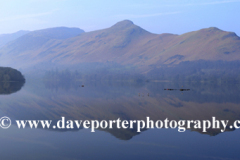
top-left (0, 0), bottom-right (240, 35)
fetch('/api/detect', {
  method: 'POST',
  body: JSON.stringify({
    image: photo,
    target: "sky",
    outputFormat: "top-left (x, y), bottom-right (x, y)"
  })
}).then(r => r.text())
top-left (0, 0), bottom-right (239, 35)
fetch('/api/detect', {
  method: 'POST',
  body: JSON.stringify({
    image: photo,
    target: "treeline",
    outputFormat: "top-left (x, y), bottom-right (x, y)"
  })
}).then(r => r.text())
top-left (43, 68), bottom-right (145, 82)
top-left (0, 67), bottom-right (25, 82)
top-left (43, 60), bottom-right (240, 83)
top-left (147, 60), bottom-right (240, 82)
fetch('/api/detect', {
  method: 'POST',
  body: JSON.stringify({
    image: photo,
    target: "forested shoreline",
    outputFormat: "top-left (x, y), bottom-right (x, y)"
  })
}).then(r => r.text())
top-left (0, 67), bottom-right (25, 82)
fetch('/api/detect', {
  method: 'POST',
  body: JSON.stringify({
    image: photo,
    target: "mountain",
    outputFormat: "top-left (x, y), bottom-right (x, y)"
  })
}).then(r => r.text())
top-left (158, 27), bottom-right (240, 63)
top-left (0, 30), bottom-right (30, 48)
top-left (0, 20), bottom-right (239, 73)
top-left (0, 27), bottom-right (84, 68)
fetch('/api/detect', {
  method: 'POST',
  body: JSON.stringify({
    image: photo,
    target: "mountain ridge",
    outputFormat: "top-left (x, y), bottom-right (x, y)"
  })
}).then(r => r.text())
top-left (0, 20), bottom-right (239, 72)
top-left (0, 30), bottom-right (30, 48)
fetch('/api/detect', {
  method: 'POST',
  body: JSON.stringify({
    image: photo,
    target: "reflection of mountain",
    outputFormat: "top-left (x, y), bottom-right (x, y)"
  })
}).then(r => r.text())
top-left (1, 81), bottom-right (240, 140)
top-left (43, 80), bottom-right (240, 104)
top-left (0, 82), bottom-right (24, 95)
top-left (147, 82), bottom-right (240, 104)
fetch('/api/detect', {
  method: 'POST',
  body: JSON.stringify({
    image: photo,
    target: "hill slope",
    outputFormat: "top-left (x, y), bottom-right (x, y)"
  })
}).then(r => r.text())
top-left (0, 30), bottom-right (30, 48)
top-left (0, 20), bottom-right (239, 71)
top-left (0, 27), bottom-right (85, 67)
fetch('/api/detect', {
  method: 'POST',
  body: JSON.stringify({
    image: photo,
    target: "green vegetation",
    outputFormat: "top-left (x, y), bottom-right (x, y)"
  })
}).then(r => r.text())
top-left (0, 67), bottom-right (25, 82)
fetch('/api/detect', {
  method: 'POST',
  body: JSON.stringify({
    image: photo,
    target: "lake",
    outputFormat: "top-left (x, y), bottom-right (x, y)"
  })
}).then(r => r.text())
top-left (0, 80), bottom-right (240, 160)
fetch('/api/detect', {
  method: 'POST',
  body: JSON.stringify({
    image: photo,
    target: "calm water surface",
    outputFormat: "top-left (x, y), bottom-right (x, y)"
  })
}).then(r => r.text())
top-left (0, 80), bottom-right (240, 160)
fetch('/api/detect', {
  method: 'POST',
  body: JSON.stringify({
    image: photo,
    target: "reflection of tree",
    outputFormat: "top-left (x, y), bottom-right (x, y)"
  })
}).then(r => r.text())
top-left (0, 82), bottom-right (25, 94)
top-left (147, 81), bottom-right (240, 103)
top-left (2, 81), bottom-right (240, 140)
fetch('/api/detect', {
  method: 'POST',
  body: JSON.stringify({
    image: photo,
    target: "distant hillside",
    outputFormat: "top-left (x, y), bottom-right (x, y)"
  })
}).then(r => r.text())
top-left (0, 30), bottom-right (30, 48)
top-left (0, 20), bottom-right (239, 75)
top-left (0, 27), bottom-right (84, 66)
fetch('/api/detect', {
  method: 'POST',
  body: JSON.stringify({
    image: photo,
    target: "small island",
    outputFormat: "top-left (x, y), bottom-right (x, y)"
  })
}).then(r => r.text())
top-left (0, 67), bottom-right (25, 82)
top-left (0, 67), bottom-right (25, 94)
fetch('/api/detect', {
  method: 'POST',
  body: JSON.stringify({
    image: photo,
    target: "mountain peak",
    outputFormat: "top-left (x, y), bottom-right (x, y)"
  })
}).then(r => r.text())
top-left (203, 27), bottom-right (222, 32)
top-left (111, 20), bottom-right (134, 29)
top-left (206, 27), bottom-right (221, 30)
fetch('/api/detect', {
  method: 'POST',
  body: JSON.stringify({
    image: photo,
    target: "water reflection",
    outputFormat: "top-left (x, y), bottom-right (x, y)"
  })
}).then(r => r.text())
top-left (0, 80), bottom-right (240, 140)
top-left (0, 82), bottom-right (24, 95)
